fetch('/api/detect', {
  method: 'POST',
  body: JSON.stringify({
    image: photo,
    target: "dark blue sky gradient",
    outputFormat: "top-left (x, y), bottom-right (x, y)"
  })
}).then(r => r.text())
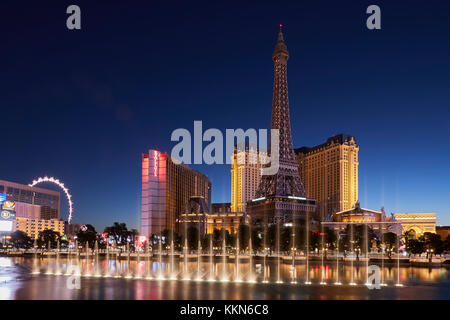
top-left (1, 0), bottom-right (449, 231)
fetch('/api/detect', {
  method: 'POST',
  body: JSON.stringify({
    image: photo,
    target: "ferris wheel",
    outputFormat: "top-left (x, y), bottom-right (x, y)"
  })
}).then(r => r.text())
top-left (29, 176), bottom-right (74, 223)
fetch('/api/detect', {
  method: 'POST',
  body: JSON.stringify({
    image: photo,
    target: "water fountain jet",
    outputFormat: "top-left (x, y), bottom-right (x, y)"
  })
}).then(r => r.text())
top-left (31, 239), bottom-right (40, 275)
top-left (84, 241), bottom-right (91, 277)
top-left (45, 240), bottom-right (54, 275)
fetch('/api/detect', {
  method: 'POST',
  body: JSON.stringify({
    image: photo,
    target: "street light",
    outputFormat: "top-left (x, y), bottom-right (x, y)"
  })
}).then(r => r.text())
top-left (426, 248), bottom-right (434, 263)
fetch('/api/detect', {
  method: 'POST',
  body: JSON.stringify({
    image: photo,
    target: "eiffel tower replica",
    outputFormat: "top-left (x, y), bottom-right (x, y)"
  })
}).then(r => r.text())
top-left (247, 27), bottom-right (316, 224)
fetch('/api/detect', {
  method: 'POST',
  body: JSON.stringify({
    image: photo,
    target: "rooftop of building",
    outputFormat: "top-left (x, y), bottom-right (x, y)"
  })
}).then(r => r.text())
top-left (143, 149), bottom-right (212, 183)
top-left (392, 213), bottom-right (436, 217)
top-left (295, 134), bottom-right (357, 155)
top-left (335, 207), bottom-right (382, 215)
top-left (185, 196), bottom-right (209, 214)
top-left (234, 141), bottom-right (268, 154)
top-left (0, 179), bottom-right (60, 196)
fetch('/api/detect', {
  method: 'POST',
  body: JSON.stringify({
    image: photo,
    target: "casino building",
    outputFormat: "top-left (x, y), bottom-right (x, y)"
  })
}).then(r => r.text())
top-left (178, 197), bottom-right (248, 235)
top-left (0, 180), bottom-right (60, 219)
top-left (141, 149), bottom-right (212, 236)
top-left (231, 143), bottom-right (268, 213)
top-left (295, 134), bottom-right (359, 220)
top-left (0, 179), bottom-right (64, 239)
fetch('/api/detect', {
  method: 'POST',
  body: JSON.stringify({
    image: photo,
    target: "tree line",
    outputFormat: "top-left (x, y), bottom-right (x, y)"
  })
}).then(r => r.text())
top-left (4, 222), bottom-right (449, 260)
top-left (150, 224), bottom-right (450, 259)
top-left (1, 222), bottom-right (138, 250)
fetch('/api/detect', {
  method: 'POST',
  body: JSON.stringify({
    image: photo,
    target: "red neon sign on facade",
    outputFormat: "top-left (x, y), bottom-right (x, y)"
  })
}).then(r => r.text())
top-left (153, 150), bottom-right (158, 177)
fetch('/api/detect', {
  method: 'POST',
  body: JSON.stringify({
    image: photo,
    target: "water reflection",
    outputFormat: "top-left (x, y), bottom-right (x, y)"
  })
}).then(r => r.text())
top-left (1, 257), bottom-right (449, 300)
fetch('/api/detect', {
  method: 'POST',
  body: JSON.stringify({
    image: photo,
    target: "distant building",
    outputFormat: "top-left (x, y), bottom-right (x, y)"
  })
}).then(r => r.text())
top-left (14, 218), bottom-right (65, 240)
top-left (333, 202), bottom-right (385, 223)
top-left (141, 149), bottom-right (212, 236)
top-left (296, 134), bottom-right (359, 220)
top-left (212, 203), bottom-right (232, 214)
top-left (0, 179), bottom-right (60, 219)
top-left (210, 202), bottom-right (247, 234)
top-left (178, 198), bottom-right (248, 235)
top-left (178, 196), bottom-right (210, 235)
top-left (207, 212), bottom-right (248, 235)
top-left (331, 202), bottom-right (388, 235)
top-left (0, 180), bottom-right (64, 238)
top-left (15, 202), bottom-right (41, 219)
top-left (387, 213), bottom-right (437, 238)
top-left (436, 226), bottom-right (450, 240)
top-left (231, 144), bottom-right (267, 213)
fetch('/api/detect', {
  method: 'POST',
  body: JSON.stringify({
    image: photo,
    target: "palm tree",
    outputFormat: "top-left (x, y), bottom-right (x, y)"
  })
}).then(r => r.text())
top-left (10, 230), bottom-right (33, 249)
top-left (37, 229), bottom-right (61, 248)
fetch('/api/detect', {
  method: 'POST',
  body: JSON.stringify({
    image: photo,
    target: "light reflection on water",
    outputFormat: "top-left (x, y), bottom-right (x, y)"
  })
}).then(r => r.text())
top-left (1, 256), bottom-right (449, 300)
top-left (29, 256), bottom-right (449, 284)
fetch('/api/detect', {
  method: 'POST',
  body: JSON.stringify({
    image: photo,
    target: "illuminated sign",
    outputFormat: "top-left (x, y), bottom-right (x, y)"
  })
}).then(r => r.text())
top-left (2, 201), bottom-right (15, 211)
top-left (0, 200), bottom-right (16, 221)
top-left (252, 197), bottom-right (266, 202)
top-left (0, 220), bottom-right (13, 232)
top-left (153, 151), bottom-right (158, 177)
top-left (137, 235), bottom-right (148, 247)
top-left (0, 193), bottom-right (5, 205)
top-left (288, 196), bottom-right (306, 200)
top-left (1, 210), bottom-right (15, 220)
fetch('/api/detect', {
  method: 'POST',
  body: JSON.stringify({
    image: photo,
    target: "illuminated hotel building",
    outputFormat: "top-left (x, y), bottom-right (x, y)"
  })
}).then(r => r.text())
top-left (13, 218), bottom-right (65, 240)
top-left (295, 134), bottom-right (359, 219)
top-left (0, 180), bottom-right (60, 219)
top-left (0, 180), bottom-right (64, 238)
top-left (231, 144), bottom-right (267, 213)
top-left (141, 149), bottom-right (212, 236)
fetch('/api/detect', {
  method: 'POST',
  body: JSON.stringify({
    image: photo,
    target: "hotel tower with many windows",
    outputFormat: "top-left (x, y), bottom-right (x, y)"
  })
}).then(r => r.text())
top-left (295, 134), bottom-right (359, 220)
top-left (141, 149), bottom-right (212, 236)
top-left (231, 144), bottom-right (267, 213)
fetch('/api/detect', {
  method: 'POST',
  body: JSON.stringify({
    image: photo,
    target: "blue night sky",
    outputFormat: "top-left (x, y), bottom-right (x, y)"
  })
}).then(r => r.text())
top-left (1, 0), bottom-right (449, 231)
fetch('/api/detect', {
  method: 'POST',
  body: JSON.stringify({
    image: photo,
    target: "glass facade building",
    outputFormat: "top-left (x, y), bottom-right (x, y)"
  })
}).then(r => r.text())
top-left (141, 150), bottom-right (212, 236)
top-left (0, 180), bottom-right (60, 220)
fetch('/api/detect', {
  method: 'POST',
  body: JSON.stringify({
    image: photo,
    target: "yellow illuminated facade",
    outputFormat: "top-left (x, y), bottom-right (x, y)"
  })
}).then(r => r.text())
top-left (330, 203), bottom-right (389, 235)
top-left (206, 212), bottom-right (248, 234)
top-left (231, 145), bottom-right (267, 212)
top-left (333, 204), bottom-right (385, 223)
top-left (388, 213), bottom-right (436, 237)
top-left (13, 217), bottom-right (65, 240)
top-left (296, 134), bottom-right (359, 219)
top-left (178, 212), bottom-right (249, 235)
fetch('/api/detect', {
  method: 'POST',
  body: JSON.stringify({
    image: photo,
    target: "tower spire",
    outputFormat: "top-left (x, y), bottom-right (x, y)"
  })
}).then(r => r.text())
top-left (247, 28), bottom-right (316, 225)
top-left (273, 24), bottom-right (289, 59)
top-left (255, 27), bottom-right (306, 198)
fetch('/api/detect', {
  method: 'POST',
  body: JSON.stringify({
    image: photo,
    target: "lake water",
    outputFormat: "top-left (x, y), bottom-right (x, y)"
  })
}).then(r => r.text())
top-left (0, 256), bottom-right (449, 300)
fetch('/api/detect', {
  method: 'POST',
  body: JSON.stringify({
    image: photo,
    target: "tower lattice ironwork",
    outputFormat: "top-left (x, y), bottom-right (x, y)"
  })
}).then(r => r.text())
top-left (255, 27), bottom-right (306, 198)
